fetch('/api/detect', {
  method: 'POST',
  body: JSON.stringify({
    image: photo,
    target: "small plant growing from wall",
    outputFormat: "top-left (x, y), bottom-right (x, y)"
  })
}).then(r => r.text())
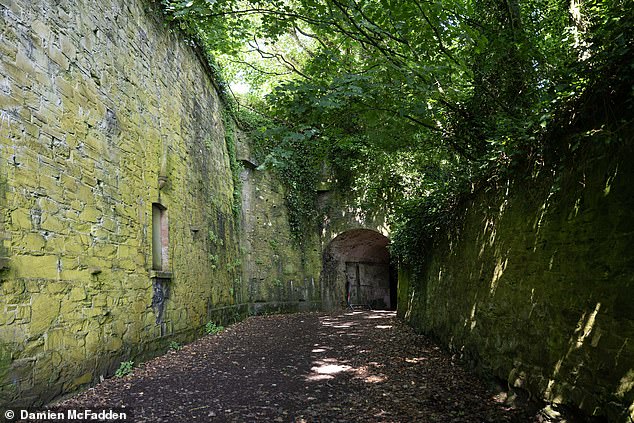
top-left (268, 239), bottom-right (279, 252)
top-left (227, 259), bottom-right (241, 272)
top-left (114, 360), bottom-right (134, 378)
top-left (205, 322), bottom-right (224, 335)
top-left (208, 229), bottom-right (223, 246)
top-left (209, 254), bottom-right (219, 270)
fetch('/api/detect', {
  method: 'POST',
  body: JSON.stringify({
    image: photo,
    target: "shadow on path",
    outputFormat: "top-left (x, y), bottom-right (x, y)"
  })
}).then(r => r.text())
top-left (58, 312), bottom-right (538, 422)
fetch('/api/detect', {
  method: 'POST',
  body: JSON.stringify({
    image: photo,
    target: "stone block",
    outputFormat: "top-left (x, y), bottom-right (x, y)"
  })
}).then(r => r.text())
top-left (30, 19), bottom-right (51, 40)
top-left (32, 355), bottom-right (62, 388)
top-left (0, 310), bottom-right (16, 326)
top-left (23, 337), bottom-right (43, 357)
top-left (84, 330), bottom-right (101, 354)
top-left (11, 208), bottom-right (33, 230)
top-left (30, 294), bottom-right (60, 335)
top-left (0, 92), bottom-right (21, 109)
top-left (60, 257), bottom-right (79, 271)
top-left (70, 372), bottom-right (92, 389)
top-left (104, 336), bottom-right (122, 352)
top-left (78, 206), bottom-right (101, 223)
top-left (93, 244), bottom-right (116, 259)
top-left (16, 305), bottom-right (31, 322)
top-left (2, 62), bottom-right (32, 88)
top-left (22, 233), bottom-right (46, 254)
top-left (59, 35), bottom-right (77, 61)
top-left (68, 287), bottom-right (86, 302)
top-left (43, 281), bottom-right (70, 296)
top-left (40, 214), bottom-right (66, 234)
top-left (59, 298), bottom-right (81, 318)
top-left (0, 37), bottom-right (18, 61)
top-left (2, 279), bottom-right (26, 297)
top-left (74, 185), bottom-right (94, 205)
top-left (13, 255), bottom-right (59, 279)
top-left (48, 45), bottom-right (69, 70)
top-left (15, 50), bottom-right (38, 77)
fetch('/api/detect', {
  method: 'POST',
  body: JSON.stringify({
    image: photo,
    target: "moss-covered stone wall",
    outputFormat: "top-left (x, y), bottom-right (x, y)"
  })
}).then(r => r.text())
top-left (0, 0), bottom-right (244, 406)
top-left (399, 138), bottom-right (634, 421)
top-left (237, 131), bottom-right (323, 314)
top-left (236, 134), bottom-right (392, 314)
top-left (315, 180), bottom-right (391, 310)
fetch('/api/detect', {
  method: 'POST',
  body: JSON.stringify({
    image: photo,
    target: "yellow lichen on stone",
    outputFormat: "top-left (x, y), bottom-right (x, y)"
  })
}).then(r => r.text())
top-left (30, 294), bottom-right (61, 335)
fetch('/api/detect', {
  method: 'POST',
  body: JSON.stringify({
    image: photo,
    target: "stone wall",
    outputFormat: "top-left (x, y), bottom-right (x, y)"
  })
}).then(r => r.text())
top-left (315, 177), bottom-right (392, 310)
top-left (399, 138), bottom-right (634, 421)
top-left (237, 132), bottom-right (322, 314)
top-left (237, 134), bottom-right (392, 313)
top-left (0, 0), bottom-right (244, 406)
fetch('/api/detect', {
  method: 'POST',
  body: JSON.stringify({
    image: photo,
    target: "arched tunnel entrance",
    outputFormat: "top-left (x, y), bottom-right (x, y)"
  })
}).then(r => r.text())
top-left (321, 229), bottom-right (396, 311)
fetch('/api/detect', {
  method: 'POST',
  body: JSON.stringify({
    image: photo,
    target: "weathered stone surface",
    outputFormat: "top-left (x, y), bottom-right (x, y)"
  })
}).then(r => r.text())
top-left (399, 140), bottom-right (634, 422)
top-left (0, 0), bottom-right (245, 406)
top-left (239, 146), bottom-right (322, 310)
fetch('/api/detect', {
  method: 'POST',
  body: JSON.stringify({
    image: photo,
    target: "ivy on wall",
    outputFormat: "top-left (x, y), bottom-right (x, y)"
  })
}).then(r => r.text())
top-left (222, 111), bottom-right (242, 219)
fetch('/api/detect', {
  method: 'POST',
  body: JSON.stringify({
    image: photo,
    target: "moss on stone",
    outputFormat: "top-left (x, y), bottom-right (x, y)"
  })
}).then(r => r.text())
top-left (399, 139), bottom-right (634, 421)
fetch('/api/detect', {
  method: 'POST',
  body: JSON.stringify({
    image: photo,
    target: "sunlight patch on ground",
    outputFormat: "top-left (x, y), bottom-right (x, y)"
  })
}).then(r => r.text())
top-left (306, 358), bottom-right (352, 381)
top-left (405, 357), bottom-right (427, 364)
top-left (320, 317), bottom-right (358, 329)
top-left (312, 363), bottom-right (352, 374)
top-left (333, 324), bottom-right (356, 329)
top-left (351, 365), bottom-right (387, 383)
top-left (365, 311), bottom-right (396, 320)
top-left (307, 355), bottom-right (388, 384)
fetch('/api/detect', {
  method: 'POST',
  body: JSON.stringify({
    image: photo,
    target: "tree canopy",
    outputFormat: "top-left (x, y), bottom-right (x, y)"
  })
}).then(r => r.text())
top-left (159, 0), bottom-right (633, 262)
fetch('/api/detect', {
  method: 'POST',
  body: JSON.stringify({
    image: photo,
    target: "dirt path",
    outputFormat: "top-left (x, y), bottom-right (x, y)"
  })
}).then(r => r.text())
top-left (58, 311), bottom-right (539, 422)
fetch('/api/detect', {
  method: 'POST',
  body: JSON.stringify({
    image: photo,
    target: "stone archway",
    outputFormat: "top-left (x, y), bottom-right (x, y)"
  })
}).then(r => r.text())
top-left (321, 229), bottom-right (395, 310)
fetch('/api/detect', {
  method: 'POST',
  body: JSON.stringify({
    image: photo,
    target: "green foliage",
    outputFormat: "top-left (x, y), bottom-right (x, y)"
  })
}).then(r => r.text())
top-left (208, 229), bottom-right (223, 247)
top-left (390, 192), bottom-right (462, 273)
top-left (257, 126), bottom-right (323, 245)
top-left (227, 259), bottom-right (241, 272)
top-left (159, 0), bottom-right (633, 263)
top-left (209, 253), bottom-right (219, 270)
top-left (268, 239), bottom-right (279, 250)
top-left (205, 322), bottom-right (224, 335)
top-left (168, 341), bottom-right (182, 351)
top-left (114, 360), bottom-right (134, 378)
top-left (222, 113), bottom-right (242, 218)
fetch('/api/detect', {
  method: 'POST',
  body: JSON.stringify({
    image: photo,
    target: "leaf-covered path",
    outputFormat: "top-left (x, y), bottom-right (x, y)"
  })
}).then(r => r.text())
top-left (59, 312), bottom-right (540, 422)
